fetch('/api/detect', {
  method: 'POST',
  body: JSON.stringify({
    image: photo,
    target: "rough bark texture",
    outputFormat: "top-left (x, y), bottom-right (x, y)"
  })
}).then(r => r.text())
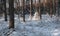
top-left (9, 0), bottom-right (14, 28)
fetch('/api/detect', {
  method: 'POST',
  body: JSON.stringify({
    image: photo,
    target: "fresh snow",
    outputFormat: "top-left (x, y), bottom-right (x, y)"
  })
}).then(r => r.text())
top-left (0, 14), bottom-right (60, 36)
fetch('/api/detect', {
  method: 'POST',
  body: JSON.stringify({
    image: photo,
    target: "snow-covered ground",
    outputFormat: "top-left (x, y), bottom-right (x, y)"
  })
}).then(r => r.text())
top-left (0, 14), bottom-right (60, 36)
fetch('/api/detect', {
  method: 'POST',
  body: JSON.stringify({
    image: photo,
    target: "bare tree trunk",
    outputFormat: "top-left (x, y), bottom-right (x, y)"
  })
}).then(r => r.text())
top-left (35, 0), bottom-right (37, 12)
top-left (22, 0), bottom-right (25, 22)
top-left (29, 0), bottom-right (32, 20)
top-left (3, 0), bottom-right (7, 21)
top-left (9, 0), bottom-right (14, 29)
top-left (53, 0), bottom-right (55, 15)
top-left (43, 0), bottom-right (45, 14)
top-left (50, 8), bottom-right (52, 17)
top-left (54, 0), bottom-right (56, 15)
top-left (39, 0), bottom-right (42, 19)
top-left (50, 0), bottom-right (53, 18)
top-left (56, 0), bottom-right (60, 17)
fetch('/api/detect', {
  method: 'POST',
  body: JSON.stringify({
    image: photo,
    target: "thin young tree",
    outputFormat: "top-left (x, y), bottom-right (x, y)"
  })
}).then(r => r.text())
top-left (45, 0), bottom-right (49, 14)
top-left (43, 0), bottom-right (45, 14)
top-left (50, 0), bottom-right (53, 17)
top-left (58, 0), bottom-right (60, 16)
top-left (0, 0), bottom-right (3, 15)
top-left (9, 0), bottom-right (14, 28)
top-left (29, 0), bottom-right (32, 20)
top-left (54, 0), bottom-right (57, 14)
top-left (22, 0), bottom-right (25, 22)
top-left (39, 0), bottom-right (41, 19)
top-left (52, 0), bottom-right (55, 15)
top-left (35, 0), bottom-right (37, 12)
top-left (3, 0), bottom-right (7, 21)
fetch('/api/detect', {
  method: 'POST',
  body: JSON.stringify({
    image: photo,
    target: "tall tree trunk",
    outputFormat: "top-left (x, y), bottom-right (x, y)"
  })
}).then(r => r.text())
top-left (58, 0), bottom-right (60, 16)
top-left (30, 0), bottom-right (32, 20)
top-left (9, 0), bottom-right (14, 29)
top-left (43, 0), bottom-right (45, 14)
top-left (3, 0), bottom-right (7, 21)
top-left (35, 0), bottom-right (37, 12)
top-left (50, 0), bottom-right (53, 17)
top-left (54, 0), bottom-right (56, 15)
top-left (22, 0), bottom-right (25, 22)
top-left (53, 0), bottom-right (55, 15)
top-left (39, 0), bottom-right (42, 19)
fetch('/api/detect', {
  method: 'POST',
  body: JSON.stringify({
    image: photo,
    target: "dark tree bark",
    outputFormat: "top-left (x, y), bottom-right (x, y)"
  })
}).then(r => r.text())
top-left (22, 0), bottom-right (25, 22)
top-left (3, 0), bottom-right (7, 21)
top-left (58, 0), bottom-right (60, 16)
top-left (9, 0), bottom-right (14, 28)
top-left (54, 0), bottom-right (56, 15)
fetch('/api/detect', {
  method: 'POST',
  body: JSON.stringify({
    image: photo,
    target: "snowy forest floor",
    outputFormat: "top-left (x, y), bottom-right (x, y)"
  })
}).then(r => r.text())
top-left (0, 14), bottom-right (60, 36)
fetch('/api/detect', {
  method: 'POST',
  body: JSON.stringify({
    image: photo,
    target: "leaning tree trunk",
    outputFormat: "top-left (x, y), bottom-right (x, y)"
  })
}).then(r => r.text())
top-left (9, 0), bottom-right (14, 29)
top-left (3, 0), bottom-right (7, 21)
